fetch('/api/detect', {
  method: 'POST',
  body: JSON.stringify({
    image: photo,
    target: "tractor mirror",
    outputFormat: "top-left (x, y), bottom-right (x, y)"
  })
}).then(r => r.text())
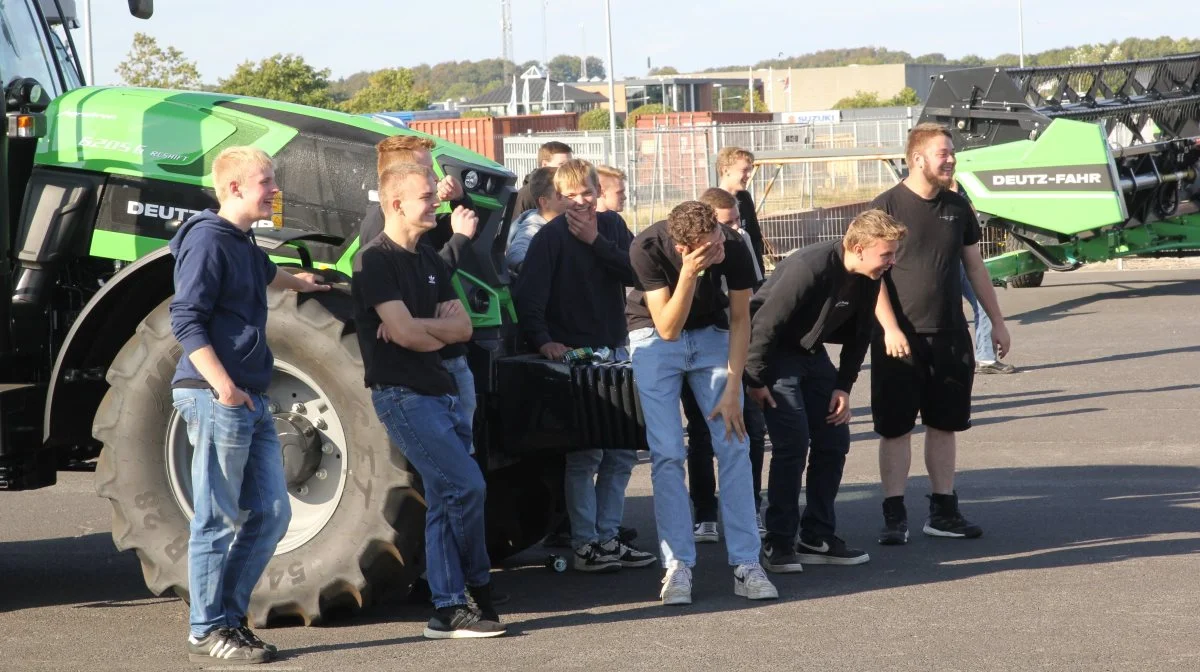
top-left (127, 0), bottom-right (153, 19)
top-left (5, 78), bottom-right (52, 113)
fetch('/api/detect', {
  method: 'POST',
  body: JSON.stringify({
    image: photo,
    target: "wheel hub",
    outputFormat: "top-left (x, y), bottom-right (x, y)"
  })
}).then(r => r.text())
top-left (274, 412), bottom-right (323, 488)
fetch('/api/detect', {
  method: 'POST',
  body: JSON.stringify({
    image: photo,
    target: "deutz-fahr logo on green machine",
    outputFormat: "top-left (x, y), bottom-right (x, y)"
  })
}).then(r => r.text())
top-left (975, 165), bottom-right (1114, 192)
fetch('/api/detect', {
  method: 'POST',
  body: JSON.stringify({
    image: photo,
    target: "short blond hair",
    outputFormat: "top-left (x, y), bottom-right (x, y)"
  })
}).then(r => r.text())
top-left (596, 165), bottom-right (626, 182)
top-left (699, 187), bottom-right (736, 211)
top-left (843, 209), bottom-right (907, 250)
top-left (716, 146), bottom-right (754, 174)
top-left (905, 122), bottom-right (953, 162)
top-left (378, 163), bottom-right (433, 211)
top-left (553, 158), bottom-right (598, 195)
top-left (212, 146), bottom-right (273, 202)
top-left (376, 134), bottom-right (436, 176)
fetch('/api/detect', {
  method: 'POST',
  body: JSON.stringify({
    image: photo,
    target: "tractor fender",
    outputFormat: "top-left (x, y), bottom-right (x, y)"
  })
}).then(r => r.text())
top-left (44, 237), bottom-right (352, 447)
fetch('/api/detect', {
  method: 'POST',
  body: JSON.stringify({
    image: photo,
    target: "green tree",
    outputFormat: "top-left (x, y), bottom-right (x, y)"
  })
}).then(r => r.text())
top-left (340, 69), bottom-right (430, 113)
top-left (461, 110), bottom-right (493, 118)
top-left (579, 107), bottom-right (622, 130)
top-left (648, 66), bottom-right (679, 76)
top-left (888, 87), bottom-right (921, 106)
top-left (218, 54), bottom-right (334, 108)
top-left (743, 88), bottom-right (769, 112)
top-left (547, 54), bottom-right (607, 82)
top-left (832, 90), bottom-right (884, 109)
top-left (115, 32), bottom-right (202, 89)
top-left (626, 103), bottom-right (670, 127)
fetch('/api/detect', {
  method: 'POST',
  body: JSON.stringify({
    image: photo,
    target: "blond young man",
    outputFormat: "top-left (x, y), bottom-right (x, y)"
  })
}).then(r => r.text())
top-left (512, 160), bottom-right (654, 572)
top-left (715, 146), bottom-right (766, 276)
top-left (358, 135), bottom-right (482, 457)
top-left (747, 210), bottom-right (906, 572)
top-left (595, 165), bottom-right (628, 214)
top-left (353, 164), bottom-right (504, 639)
top-left (170, 146), bottom-right (329, 664)
top-left (871, 123), bottom-right (1012, 544)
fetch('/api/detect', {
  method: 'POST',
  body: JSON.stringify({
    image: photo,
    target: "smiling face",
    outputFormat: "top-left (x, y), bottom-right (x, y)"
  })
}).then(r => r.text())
top-left (720, 158), bottom-right (753, 193)
top-left (675, 225), bottom-right (726, 265)
top-left (913, 133), bottom-right (957, 190)
top-left (853, 239), bottom-right (900, 279)
top-left (235, 166), bottom-right (279, 222)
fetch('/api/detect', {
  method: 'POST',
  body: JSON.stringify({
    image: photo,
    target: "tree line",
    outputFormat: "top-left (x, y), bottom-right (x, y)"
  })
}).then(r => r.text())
top-left (115, 34), bottom-right (1200, 113)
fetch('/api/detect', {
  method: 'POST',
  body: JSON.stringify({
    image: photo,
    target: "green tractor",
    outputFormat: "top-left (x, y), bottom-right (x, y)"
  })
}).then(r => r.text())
top-left (5, 0), bottom-right (618, 625)
top-left (920, 55), bottom-right (1200, 286)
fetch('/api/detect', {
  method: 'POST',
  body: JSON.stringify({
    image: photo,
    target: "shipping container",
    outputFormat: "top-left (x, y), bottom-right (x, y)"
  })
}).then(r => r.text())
top-left (409, 113), bottom-right (579, 162)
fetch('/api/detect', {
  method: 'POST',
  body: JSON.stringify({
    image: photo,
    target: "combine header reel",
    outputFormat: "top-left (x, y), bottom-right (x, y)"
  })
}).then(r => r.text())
top-left (921, 53), bottom-right (1200, 285)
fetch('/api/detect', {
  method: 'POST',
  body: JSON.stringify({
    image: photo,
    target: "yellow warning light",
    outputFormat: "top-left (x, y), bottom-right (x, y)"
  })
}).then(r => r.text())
top-left (271, 191), bottom-right (284, 228)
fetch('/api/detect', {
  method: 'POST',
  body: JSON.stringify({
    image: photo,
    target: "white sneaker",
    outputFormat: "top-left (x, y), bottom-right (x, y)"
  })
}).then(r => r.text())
top-left (660, 563), bottom-right (693, 605)
top-left (755, 512), bottom-right (767, 539)
top-left (693, 521), bottom-right (720, 543)
top-left (733, 562), bottom-right (779, 600)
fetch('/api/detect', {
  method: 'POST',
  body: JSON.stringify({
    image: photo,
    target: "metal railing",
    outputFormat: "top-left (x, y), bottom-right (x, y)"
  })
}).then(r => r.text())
top-left (501, 119), bottom-right (913, 237)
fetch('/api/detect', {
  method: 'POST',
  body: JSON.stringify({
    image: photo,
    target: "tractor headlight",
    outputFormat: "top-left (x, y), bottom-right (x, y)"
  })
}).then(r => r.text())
top-left (463, 170), bottom-right (480, 190)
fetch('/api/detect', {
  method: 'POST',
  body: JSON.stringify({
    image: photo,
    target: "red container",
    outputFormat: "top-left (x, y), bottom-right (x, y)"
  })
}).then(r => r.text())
top-left (409, 113), bottom-right (579, 163)
top-left (634, 111), bottom-right (772, 128)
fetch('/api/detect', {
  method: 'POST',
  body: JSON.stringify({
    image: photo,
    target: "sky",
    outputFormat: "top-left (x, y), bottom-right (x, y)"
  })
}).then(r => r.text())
top-left (83, 0), bottom-right (1195, 86)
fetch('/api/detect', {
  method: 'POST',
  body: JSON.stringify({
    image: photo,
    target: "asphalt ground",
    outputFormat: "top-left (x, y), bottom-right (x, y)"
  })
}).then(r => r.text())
top-left (1, 268), bottom-right (1197, 671)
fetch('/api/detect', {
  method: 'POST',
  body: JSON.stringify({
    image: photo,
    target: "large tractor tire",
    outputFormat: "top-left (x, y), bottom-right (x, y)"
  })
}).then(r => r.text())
top-left (94, 287), bottom-right (426, 626)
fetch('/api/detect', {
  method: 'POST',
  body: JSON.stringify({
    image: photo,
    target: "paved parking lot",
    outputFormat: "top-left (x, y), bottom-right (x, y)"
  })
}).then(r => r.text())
top-left (2, 268), bottom-right (1197, 671)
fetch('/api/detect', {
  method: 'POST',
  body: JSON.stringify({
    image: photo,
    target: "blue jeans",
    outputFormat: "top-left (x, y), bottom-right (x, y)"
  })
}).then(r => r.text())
top-left (564, 347), bottom-right (638, 549)
top-left (172, 388), bottom-right (291, 639)
top-left (371, 385), bottom-right (491, 609)
top-left (683, 386), bottom-right (766, 521)
top-left (443, 355), bottom-right (477, 455)
top-left (960, 264), bottom-right (995, 362)
top-left (760, 348), bottom-right (850, 547)
top-left (629, 325), bottom-right (760, 568)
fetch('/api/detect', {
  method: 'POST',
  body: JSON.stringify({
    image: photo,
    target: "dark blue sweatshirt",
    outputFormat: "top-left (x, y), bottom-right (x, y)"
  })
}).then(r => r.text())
top-left (169, 209), bottom-right (278, 393)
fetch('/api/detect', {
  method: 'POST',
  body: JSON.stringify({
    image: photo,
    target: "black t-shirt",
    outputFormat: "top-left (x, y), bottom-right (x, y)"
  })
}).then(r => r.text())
top-left (352, 235), bottom-right (457, 395)
top-left (626, 220), bottom-right (757, 332)
top-left (870, 182), bottom-right (981, 333)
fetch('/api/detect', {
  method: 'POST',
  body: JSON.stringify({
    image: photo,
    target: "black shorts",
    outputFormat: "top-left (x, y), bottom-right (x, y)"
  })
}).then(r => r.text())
top-left (870, 330), bottom-right (974, 438)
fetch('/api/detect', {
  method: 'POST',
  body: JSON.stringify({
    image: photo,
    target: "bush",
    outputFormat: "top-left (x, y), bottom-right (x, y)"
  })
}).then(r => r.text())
top-left (625, 103), bottom-right (671, 127)
top-left (579, 107), bottom-right (623, 130)
top-left (461, 109), bottom-right (492, 118)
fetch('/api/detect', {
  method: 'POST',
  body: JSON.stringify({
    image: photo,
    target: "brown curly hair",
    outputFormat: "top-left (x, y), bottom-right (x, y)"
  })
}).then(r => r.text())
top-left (667, 201), bottom-right (719, 248)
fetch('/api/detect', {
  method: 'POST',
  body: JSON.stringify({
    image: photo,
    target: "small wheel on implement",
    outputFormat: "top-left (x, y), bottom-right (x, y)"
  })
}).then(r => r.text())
top-left (546, 554), bottom-right (568, 573)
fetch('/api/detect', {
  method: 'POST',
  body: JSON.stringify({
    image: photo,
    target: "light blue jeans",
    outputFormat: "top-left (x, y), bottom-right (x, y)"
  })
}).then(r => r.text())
top-left (172, 388), bottom-right (291, 639)
top-left (371, 385), bottom-right (491, 609)
top-left (564, 347), bottom-right (639, 549)
top-left (628, 325), bottom-right (761, 568)
top-left (960, 263), bottom-right (996, 362)
top-left (443, 355), bottom-right (477, 455)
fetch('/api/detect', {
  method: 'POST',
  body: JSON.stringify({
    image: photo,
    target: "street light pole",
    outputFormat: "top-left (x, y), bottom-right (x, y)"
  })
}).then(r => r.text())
top-left (603, 0), bottom-right (618, 160)
top-left (82, 0), bottom-right (95, 84)
top-left (1018, 0), bottom-right (1025, 68)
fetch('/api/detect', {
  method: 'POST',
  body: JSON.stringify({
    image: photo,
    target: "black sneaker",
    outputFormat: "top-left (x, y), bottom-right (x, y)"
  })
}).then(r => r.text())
top-left (236, 618), bottom-right (277, 658)
top-left (466, 582), bottom-right (503, 622)
top-left (187, 627), bottom-right (269, 664)
top-left (924, 492), bottom-right (983, 539)
top-left (423, 605), bottom-right (507, 639)
top-left (796, 535), bottom-right (870, 565)
top-left (760, 540), bottom-right (804, 573)
top-left (572, 541), bottom-right (621, 572)
top-left (878, 497), bottom-right (909, 545)
top-left (599, 537), bottom-right (657, 568)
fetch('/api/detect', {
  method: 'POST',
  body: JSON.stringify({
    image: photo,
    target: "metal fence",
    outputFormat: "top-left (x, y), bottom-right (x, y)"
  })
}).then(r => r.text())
top-left (502, 119), bottom-right (913, 248)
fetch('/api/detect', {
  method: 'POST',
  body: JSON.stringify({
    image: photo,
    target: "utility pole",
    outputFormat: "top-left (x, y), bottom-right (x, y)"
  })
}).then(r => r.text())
top-left (604, 0), bottom-right (617, 162)
top-left (501, 0), bottom-right (514, 78)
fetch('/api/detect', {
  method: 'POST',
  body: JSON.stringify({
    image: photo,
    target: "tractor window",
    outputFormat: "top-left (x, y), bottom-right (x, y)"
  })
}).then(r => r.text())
top-left (49, 28), bottom-right (80, 88)
top-left (0, 0), bottom-right (64, 96)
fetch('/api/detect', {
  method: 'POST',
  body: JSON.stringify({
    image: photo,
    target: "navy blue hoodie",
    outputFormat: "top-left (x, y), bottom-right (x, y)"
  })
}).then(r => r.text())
top-left (169, 209), bottom-right (278, 393)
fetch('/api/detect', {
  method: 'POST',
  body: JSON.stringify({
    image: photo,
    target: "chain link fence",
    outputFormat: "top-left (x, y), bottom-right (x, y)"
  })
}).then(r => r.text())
top-left (502, 120), bottom-right (917, 265)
